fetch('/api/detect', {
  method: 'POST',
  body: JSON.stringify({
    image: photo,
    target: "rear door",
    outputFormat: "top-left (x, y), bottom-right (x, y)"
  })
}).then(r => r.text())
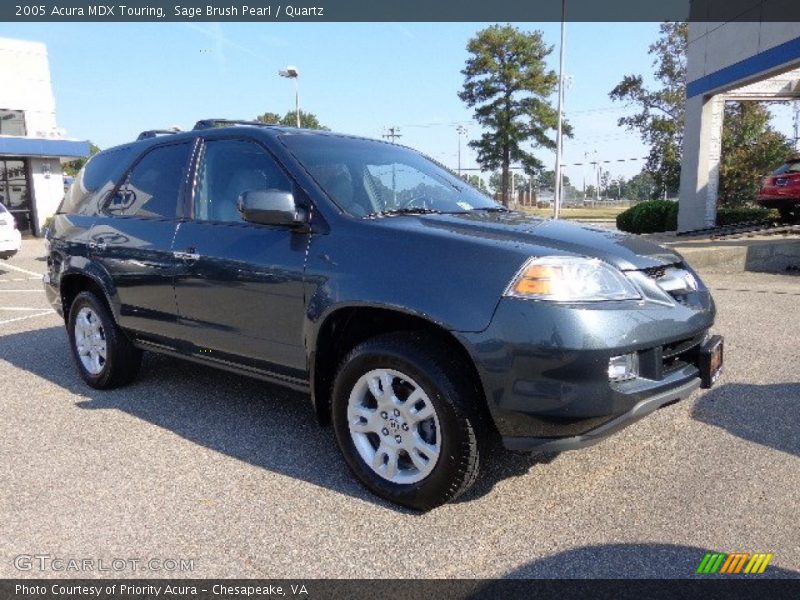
top-left (89, 140), bottom-right (194, 341)
top-left (171, 137), bottom-right (310, 379)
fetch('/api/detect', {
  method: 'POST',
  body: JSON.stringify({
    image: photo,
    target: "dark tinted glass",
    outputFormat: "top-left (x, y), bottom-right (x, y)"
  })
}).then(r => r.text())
top-left (280, 134), bottom-right (498, 217)
top-left (107, 143), bottom-right (190, 219)
top-left (195, 139), bottom-right (292, 223)
top-left (60, 147), bottom-right (136, 215)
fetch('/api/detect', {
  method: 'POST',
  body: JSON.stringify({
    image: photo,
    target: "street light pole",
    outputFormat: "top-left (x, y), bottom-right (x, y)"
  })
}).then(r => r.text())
top-left (278, 66), bottom-right (300, 127)
top-left (553, 0), bottom-right (566, 219)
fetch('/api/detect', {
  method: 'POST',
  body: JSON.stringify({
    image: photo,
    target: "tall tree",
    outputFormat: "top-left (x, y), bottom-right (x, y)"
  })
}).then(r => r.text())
top-left (256, 110), bottom-right (328, 130)
top-left (459, 24), bottom-right (566, 206)
top-left (719, 102), bottom-right (793, 206)
top-left (610, 22), bottom-right (687, 196)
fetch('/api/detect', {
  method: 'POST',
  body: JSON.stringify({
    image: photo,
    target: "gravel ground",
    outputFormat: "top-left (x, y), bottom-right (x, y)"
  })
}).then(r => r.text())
top-left (1, 239), bottom-right (798, 579)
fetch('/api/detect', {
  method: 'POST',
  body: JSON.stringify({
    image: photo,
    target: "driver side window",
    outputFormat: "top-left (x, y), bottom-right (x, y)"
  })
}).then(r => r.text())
top-left (195, 139), bottom-right (292, 223)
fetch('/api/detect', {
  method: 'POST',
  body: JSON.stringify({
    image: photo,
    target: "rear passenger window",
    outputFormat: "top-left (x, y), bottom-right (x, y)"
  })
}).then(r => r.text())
top-left (60, 147), bottom-right (135, 215)
top-left (106, 142), bottom-right (191, 219)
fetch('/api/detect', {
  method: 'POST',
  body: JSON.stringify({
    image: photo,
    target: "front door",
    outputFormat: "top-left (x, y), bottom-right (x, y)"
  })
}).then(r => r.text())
top-left (172, 137), bottom-right (309, 378)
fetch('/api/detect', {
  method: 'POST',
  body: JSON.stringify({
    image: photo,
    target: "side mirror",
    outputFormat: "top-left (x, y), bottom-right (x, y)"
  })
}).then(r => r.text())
top-left (238, 190), bottom-right (308, 228)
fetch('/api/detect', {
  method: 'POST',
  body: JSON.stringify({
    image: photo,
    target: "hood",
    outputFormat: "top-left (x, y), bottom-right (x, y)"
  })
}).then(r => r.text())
top-left (381, 211), bottom-right (681, 271)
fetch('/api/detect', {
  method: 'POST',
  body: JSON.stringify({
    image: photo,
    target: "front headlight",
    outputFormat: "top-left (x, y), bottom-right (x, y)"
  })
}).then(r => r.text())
top-left (504, 256), bottom-right (641, 302)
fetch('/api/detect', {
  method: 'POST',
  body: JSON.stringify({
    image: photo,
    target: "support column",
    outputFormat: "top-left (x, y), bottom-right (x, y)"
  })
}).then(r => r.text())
top-left (678, 94), bottom-right (725, 232)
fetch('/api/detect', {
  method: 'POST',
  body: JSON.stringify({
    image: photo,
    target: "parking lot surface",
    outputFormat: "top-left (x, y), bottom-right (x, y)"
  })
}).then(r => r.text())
top-left (1, 239), bottom-right (798, 578)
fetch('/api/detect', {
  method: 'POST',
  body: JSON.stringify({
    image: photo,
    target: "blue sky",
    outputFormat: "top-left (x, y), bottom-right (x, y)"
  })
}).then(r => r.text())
top-left (0, 22), bottom-right (794, 188)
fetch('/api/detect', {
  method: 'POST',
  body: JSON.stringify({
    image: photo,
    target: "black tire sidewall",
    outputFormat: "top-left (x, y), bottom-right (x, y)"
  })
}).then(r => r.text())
top-left (67, 292), bottom-right (119, 388)
top-left (332, 339), bottom-right (477, 510)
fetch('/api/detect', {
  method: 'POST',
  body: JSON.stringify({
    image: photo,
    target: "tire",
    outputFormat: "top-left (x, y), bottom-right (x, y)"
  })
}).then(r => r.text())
top-left (66, 291), bottom-right (142, 389)
top-left (331, 332), bottom-right (485, 510)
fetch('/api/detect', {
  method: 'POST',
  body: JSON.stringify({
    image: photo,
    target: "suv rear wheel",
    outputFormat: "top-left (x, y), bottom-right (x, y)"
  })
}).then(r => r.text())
top-left (67, 291), bottom-right (142, 389)
top-left (331, 332), bottom-right (484, 510)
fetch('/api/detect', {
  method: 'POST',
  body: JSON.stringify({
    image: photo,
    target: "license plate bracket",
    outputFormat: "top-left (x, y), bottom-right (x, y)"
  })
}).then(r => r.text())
top-left (699, 335), bottom-right (724, 389)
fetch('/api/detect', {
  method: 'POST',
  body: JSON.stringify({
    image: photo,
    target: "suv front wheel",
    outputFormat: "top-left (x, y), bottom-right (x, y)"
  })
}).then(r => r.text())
top-left (331, 332), bottom-right (484, 510)
top-left (67, 291), bottom-right (142, 389)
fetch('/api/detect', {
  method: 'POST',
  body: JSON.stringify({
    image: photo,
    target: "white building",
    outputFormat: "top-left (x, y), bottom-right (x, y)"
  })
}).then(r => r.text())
top-left (679, 10), bottom-right (800, 231)
top-left (0, 37), bottom-right (89, 235)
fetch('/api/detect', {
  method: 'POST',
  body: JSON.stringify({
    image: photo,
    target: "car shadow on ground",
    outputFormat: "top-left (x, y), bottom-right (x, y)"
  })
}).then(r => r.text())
top-left (482, 543), bottom-right (798, 580)
top-left (0, 325), bottom-right (551, 512)
top-left (691, 382), bottom-right (799, 458)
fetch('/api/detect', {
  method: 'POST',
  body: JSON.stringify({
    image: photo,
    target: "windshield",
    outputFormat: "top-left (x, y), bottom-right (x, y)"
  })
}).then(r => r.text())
top-left (774, 161), bottom-right (800, 175)
top-left (280, 134), bottom-right (500, 217)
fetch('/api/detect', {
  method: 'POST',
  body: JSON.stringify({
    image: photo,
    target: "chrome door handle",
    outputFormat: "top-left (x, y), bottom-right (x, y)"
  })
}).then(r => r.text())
top-left (173, 251), bottom-right (200, 261)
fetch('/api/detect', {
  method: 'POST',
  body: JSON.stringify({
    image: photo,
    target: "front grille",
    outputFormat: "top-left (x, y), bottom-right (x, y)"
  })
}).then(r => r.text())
top-left (642, 265), bottom-right (668, 280)
top-left (663, 336), bottom-right (701, 359)
top-left (637, 333), bottom-right (704, 380)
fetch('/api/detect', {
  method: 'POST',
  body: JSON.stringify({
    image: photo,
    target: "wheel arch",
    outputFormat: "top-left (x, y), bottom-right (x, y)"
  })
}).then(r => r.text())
top-left (309, 304), bottom-right (489, 428)
top-left (59, 269), bottom-right (118, 324)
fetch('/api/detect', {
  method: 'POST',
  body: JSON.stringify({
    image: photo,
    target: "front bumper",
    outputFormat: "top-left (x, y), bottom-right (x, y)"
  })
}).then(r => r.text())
top-left (459, 288), bottom-right (717, 451)
top-left (504, 377), bottom-right (701, 452)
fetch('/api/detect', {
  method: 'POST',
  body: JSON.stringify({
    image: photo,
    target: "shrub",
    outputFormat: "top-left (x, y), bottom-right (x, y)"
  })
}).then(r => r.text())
top-left (715, 207), bottom-right (775, 226)
top-left (616, 200), bottom-right (679, 234)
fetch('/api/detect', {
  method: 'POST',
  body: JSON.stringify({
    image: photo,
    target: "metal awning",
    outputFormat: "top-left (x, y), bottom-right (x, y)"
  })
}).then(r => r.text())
top-left (0, 136), bottom-right (90, 158)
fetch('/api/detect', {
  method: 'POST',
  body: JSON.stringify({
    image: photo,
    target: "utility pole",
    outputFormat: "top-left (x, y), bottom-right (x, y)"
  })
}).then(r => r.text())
top-left (382, 127), bottom-right (402, 207)
top-left (382, 127), bottom-right (402, 143)
top-left (553, 0), bottom-right (567, 219)
top-left (456, 125), bottom-right (468, 176)
top-left (794, 101), bottom-right (800, 152)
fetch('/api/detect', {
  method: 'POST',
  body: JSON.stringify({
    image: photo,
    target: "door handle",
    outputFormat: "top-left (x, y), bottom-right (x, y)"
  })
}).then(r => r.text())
top-left (173, 251), bottom-right (200, 262)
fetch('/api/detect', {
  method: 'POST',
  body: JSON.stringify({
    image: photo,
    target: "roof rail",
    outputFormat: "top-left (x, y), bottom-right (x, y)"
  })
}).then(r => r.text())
top-left (136, 128), bottom-right (181, 141)
top-left (192, 119), bottom-right (271, 130)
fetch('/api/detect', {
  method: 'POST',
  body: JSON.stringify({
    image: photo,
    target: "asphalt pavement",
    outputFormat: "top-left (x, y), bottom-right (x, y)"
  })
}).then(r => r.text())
top-left (1, 238), bottom-right (798, 579)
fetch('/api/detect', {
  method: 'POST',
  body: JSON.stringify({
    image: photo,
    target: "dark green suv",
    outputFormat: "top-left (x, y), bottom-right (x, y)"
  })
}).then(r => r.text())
top-left (44, 120), bottom-right (723, 510)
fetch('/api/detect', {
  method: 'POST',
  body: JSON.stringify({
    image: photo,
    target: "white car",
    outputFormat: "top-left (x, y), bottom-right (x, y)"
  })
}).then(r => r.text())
top-left (0, 202), bottom-right (22, 260)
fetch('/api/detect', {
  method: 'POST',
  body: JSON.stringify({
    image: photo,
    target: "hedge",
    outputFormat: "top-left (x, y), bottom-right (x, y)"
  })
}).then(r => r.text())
top-left (616, 202), bottom-right (779, 234)
top-left (616, 200), bottom-right (679, 234)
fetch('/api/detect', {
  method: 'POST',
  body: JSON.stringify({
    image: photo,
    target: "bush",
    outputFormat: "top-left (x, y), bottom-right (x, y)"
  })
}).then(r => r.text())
top-left (715, 207), bottom-right (775, 226)
top-left (616, 200), bottom-right (679, 234)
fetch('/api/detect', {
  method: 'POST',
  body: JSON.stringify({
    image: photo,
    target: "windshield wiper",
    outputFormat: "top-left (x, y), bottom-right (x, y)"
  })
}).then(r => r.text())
top-left (471, 206), bottom-right (510, 212)
top-left (366, 207), bottom-right (444, 218)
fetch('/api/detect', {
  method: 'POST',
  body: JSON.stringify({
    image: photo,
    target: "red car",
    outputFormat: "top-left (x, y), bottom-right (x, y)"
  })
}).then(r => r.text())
top-left (758, 158), bottom-right (800, 222)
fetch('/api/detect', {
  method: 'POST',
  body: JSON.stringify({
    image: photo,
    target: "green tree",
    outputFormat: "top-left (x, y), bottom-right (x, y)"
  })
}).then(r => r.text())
top-left (536, 169), bottom-right (570, 191)
top-left (63, 142), bottom-right (100, 177)
top-left (461, 173), bottom-right (489, 193)
top-left (488, 172), bottom-right (503, 194)
top-left (600, 169), bottom-right (612, 197)
top-left (459, 24), bottom-right (566, 206)
top-left (626, 170), bottom-right (657, 202)
top-left (256, 110), bottom-right (328, 130)
top-left (610, 22), bottom-right (687, 197)
top-left (719, 102), bottom-right (793, 207)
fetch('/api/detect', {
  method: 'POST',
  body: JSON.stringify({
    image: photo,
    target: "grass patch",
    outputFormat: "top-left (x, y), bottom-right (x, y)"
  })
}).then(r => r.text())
top-left (519, 206), bottom-right (628, 220)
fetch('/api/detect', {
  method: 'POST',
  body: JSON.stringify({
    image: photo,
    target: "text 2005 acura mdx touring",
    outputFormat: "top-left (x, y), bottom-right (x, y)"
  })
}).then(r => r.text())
top-left (45, 120), bottom-right (723, 510)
